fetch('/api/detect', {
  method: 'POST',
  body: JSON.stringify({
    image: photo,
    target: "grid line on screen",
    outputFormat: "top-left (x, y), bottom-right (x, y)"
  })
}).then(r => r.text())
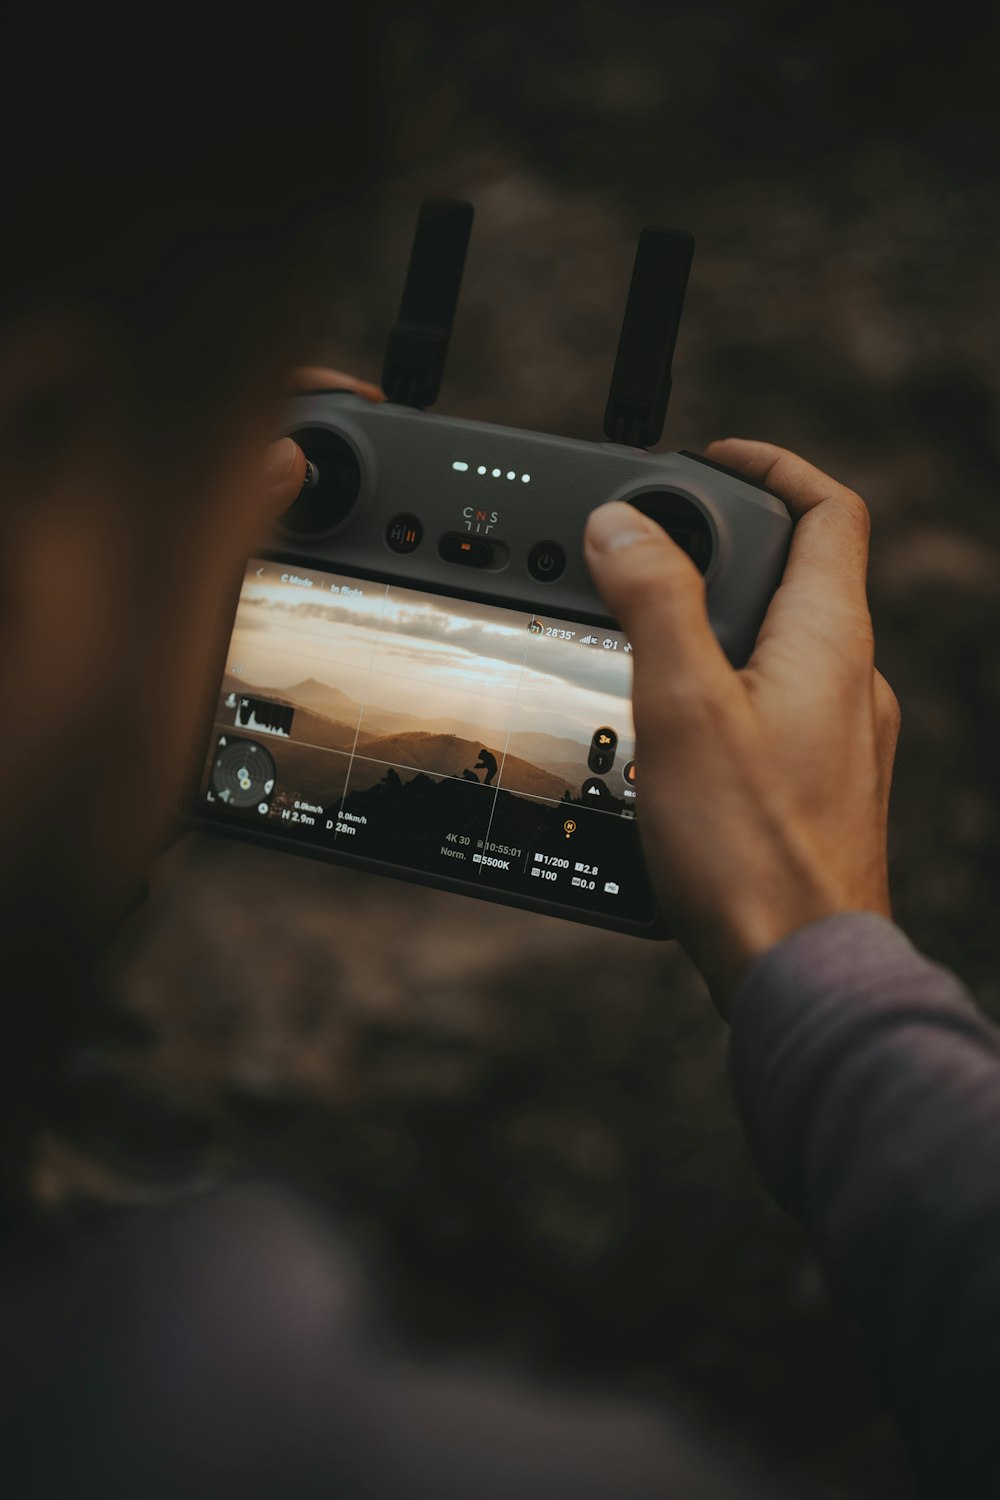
top-left (330, 582), bottom-right (392, 825)
top-left (477, 624), bottom-right (541, 876)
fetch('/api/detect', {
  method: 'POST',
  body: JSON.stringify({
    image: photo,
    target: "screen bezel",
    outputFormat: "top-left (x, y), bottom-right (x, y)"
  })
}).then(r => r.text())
top-left (184, 549), bottom-right (668, 940)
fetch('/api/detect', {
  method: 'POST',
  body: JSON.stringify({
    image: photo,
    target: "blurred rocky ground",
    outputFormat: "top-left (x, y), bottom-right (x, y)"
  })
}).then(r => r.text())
top-left (15, 4), bottom-right (1000, 1496)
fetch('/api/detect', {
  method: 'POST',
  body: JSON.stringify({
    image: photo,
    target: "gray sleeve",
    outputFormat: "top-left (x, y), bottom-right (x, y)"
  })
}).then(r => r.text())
top-left (728, 911), bottom-right (1000, 1496)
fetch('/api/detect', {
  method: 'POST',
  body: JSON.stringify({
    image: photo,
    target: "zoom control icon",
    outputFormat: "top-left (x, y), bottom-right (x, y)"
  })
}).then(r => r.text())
top-left (588, 726), bottom-right (618, 776)
top-left (210, 737), bottom-right (276, 810)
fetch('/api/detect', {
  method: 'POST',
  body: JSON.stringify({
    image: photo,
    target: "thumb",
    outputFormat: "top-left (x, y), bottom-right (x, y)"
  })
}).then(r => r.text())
top-left (584, 502), bottom-right (732, 692)
top-left (263, 436), bottom-right (308, 517)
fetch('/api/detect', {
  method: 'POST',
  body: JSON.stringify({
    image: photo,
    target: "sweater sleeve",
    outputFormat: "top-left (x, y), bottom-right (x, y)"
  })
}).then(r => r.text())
top-left (728, 911), bottom-right (1000, 1496)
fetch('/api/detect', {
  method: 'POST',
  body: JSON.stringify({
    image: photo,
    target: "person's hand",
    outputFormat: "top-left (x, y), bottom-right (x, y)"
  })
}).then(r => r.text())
top-left (584, 440), bottom-right (900, 1016)
top-left (262, 366), bottom-right (384, 511)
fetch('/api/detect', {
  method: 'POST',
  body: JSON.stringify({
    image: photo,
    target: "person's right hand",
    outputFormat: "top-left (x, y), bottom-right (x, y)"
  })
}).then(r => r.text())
top-left (584, 440), bottom-right (901, 1015)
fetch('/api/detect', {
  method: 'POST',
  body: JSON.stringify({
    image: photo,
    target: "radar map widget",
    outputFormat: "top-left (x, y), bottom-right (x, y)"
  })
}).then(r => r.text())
top-left (210, 737), bottom-right (276, 810)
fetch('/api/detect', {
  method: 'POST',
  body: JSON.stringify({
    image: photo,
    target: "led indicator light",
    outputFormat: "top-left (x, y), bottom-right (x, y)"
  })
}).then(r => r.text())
top-left (462, 463), bottom-right (530, 481)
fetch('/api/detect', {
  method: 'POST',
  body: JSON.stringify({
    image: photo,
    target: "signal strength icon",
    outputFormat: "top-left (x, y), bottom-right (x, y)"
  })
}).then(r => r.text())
top-left (580, 634), bottom-right (599, 646)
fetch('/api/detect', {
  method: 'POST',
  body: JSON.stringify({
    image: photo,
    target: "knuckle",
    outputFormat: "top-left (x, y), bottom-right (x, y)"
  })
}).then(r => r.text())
top-left (874, 673), bottom-right (902, 734)
top-left (766, 448), bottom-right (796, 481)
top-left (838, 486), bottom-right (872, 537)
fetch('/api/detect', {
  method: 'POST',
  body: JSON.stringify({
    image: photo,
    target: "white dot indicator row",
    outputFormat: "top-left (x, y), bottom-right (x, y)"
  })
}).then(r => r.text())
top-left (452, 460), bottom-right (530, 482)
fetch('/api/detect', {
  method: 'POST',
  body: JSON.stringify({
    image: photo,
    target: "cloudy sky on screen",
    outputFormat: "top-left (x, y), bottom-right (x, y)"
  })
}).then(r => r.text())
top-left (226, 563), bottom-right (633, 739)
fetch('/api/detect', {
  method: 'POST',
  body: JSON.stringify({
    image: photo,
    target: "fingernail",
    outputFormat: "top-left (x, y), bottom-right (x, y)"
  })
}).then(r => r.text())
top-left (586, 502), bottom-right (659, 553)
top-left (266, 437), bottom-right (297, 480)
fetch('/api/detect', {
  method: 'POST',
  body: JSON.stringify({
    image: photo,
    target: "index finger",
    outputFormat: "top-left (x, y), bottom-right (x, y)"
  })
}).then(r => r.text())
top-left (705, 437), bottom-right (872, 625)
top-left (705, 438), bottom-right (862, 522)
top-left (290, 366), bottom-right (385, 402)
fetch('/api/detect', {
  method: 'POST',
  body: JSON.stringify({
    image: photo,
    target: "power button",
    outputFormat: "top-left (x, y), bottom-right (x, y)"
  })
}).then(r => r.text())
top-left (527, 540), bottom-right (566, 582)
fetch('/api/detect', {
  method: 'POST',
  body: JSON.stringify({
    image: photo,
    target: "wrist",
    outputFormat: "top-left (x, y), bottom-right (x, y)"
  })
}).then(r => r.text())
top-left (690, 887), bottom-right (876, 1020)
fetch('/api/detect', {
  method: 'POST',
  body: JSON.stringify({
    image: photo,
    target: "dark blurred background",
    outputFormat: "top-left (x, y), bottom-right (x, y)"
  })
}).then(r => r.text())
top-left (10, 4), bottom-right (1000, 1495)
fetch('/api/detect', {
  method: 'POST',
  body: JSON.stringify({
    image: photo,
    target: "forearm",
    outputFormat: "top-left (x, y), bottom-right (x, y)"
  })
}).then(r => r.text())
top-left (728, 913), bottom-right (1000, 1493)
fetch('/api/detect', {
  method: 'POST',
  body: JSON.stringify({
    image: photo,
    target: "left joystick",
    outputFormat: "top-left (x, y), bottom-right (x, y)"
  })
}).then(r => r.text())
top-left (279, 426), bottom-right (361, 538)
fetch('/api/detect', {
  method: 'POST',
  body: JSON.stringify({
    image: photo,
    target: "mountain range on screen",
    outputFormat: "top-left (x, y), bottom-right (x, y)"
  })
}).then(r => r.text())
top-left (220, 673), bottom-right (603, 801)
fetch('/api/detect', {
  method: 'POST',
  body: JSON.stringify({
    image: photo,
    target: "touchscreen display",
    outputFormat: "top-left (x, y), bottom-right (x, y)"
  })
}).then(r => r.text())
top-left (197, 558), bottom-right (655, 925)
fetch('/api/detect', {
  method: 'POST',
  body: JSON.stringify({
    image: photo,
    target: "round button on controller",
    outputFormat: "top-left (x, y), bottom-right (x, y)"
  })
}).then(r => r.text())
top-left (527, 540), bottom-right (566, 582)
top-left (386, 513), bottom-right (423, 554)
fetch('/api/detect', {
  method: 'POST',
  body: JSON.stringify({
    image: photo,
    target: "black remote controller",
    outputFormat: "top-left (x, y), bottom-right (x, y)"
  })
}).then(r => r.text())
top-left (191, 201), bottom-right (791, 938)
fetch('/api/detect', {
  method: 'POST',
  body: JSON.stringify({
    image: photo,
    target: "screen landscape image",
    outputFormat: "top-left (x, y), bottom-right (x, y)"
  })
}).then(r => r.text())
top-left (201, 561), bottom-right (653, 923)
top-left (215, 565), bottom-right (637, 814)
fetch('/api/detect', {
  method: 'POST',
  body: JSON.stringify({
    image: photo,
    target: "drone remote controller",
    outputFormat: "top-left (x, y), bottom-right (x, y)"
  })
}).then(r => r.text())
top-left (191, 201), bottom-right (792, 938)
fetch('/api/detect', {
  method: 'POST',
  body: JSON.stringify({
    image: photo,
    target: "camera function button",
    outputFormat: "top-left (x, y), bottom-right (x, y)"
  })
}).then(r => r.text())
top-left (581, 776), bottom-right (613, 804)
top-left (526, 540), bottom-right (566, 582)
top-left (386, 513), bottom-right (423, 553)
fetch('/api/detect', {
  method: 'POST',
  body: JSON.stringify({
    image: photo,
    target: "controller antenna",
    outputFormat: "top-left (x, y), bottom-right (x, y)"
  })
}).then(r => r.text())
top-left (382, 199), bottom-right (475, 410)
top-left (603, 226), bottom-right (695, 448)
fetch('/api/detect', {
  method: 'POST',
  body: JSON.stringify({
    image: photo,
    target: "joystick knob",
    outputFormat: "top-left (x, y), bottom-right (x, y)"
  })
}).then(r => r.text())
top-left (627, 490), bottom-right (713, 574)
top-left (279, 426), bottom-right (362, 538)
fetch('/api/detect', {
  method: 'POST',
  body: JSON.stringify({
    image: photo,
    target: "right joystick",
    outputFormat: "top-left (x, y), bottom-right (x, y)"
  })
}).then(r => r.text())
top-left (627, 491), bottom-right (714, 575)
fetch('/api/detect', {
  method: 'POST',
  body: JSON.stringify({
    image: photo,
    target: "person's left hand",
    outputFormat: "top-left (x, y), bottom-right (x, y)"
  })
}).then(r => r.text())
top-left (263, 366), bottom-right (385, 511)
